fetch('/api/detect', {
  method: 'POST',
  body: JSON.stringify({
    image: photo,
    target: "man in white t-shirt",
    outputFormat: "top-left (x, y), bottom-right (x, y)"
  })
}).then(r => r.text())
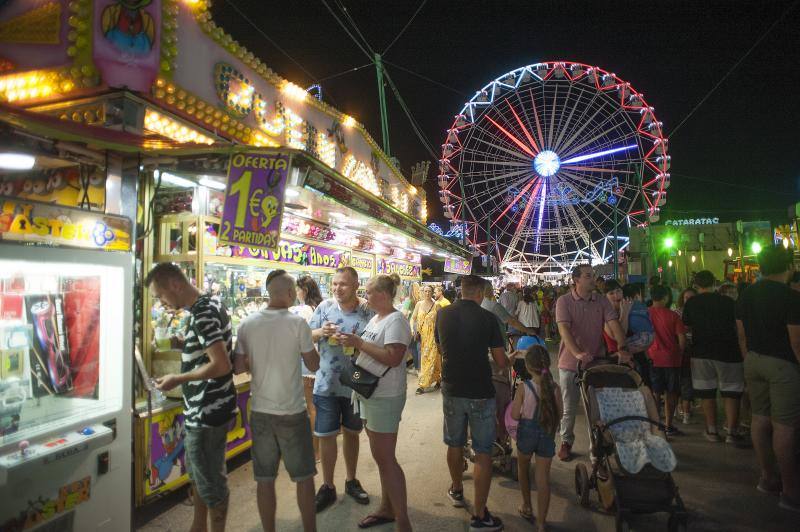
top-left (234, 270), bottom-right (320, 532)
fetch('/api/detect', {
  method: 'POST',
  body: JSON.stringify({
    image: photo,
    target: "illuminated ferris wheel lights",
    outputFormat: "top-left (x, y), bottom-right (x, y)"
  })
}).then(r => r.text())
top-left (534, 151), bottom-right (561, 177)
top-left (560, 144), bottom-right (639, 165)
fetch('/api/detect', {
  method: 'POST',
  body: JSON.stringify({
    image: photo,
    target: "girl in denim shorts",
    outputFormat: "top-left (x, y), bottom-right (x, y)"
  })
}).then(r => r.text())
top-left (511, 345), bottom-right (563, 531)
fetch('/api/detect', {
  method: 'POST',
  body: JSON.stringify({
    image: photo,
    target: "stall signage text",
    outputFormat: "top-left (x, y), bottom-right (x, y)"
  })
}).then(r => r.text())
top-left (350, 255), bottom-right (374, 272)
top-left (0, 198), bottom-right (131, 251)
top-left (378, 257), bottom-right (421, 279)
top-left (665, 217), bottom-right (719, 226)
top-left (219, 153), bottom-right (289, 251)
top-left (444, 257), bottom-right (472, 275)
top-left (230, 239), bottom-right (350, 270)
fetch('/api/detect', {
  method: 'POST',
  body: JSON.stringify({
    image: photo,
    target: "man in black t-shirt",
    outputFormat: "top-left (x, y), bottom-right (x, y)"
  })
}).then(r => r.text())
top-left (736, 246), bottom-right (800, 512)
top-left (682, 270), bottom-right (745, 444)
top-left (148, 263), bottom-right (236, 532)
top-left (435, 275), bottom-right (506, 531)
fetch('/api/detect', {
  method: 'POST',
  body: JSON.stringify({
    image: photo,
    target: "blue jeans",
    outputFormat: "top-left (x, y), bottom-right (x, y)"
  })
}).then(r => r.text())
top-left (442, 394), bottom-right (496, 455)
top-left (184, 424), bottom-right (229, 507)
top-left (517, 418), bottom-right (556, 457)
top-left (312, 394), bottom-right (363, 436)
top-left (410, 340), bottom-right (421, 370)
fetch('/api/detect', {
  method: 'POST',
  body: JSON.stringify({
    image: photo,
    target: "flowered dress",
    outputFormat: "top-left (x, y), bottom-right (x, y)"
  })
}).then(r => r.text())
top-left (417, 302), bottom-right (442, 388)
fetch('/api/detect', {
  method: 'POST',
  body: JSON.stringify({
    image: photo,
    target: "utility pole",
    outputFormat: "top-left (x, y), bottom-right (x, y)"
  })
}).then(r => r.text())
top-left (613, 206), bottom-right (619, 279)
top-left (374, 53), bottom-right (390, 156)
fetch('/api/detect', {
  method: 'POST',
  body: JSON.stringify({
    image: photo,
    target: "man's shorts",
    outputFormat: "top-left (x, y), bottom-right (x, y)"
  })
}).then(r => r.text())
top-left (312, 394), bottom-right (363, 436)
top-left (744, 351), bottom-right (800, 425)
top-left (691, 358), bottom-right (744, 399)
top-left (649, 365), bottom-right (681, 394)
top-left (442, 394), bottom-right (496, 455)
top-left (184, 424), bottom-right (230, 508)
top-left (250, 411), bottom-right (316, 482)
top-left (358, 394), bottom-right (406, 433)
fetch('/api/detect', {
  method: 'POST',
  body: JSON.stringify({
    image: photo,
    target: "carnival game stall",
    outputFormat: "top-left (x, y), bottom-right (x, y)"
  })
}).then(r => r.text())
top-left (0, 102), bottom-right (138, 530)
top-left (0, 0), bottom-right (470, 506)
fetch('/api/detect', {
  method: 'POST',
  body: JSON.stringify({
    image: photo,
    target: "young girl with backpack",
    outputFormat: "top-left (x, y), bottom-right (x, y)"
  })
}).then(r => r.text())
top-left (511, 345), bottom-right (563, 530)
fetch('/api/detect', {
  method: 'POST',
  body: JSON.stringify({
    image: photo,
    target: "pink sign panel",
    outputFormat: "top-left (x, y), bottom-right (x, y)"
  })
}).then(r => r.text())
top-left (219, 153), bottom-right (289, 252)
top-left (93, 0), bottom-right (161, 92)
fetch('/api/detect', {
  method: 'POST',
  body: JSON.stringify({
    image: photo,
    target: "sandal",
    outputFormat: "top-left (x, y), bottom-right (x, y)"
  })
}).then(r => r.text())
top-left (518, 505), bottom-right (533, 521)
top-left (357, 514), bottom-right (395, 529)
top-left (415, 387), bottom-right (425, 395)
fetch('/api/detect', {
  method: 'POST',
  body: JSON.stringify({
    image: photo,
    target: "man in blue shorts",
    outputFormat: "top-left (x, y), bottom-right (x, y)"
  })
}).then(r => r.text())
top-left (308, 267), bottom-right (374, 512)
top-left (436, 275), bottom-right (507, 531)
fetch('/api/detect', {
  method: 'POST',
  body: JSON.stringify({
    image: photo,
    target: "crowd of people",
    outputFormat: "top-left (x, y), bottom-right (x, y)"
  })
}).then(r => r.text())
top-left (142, 242), bottom-right (799, 531)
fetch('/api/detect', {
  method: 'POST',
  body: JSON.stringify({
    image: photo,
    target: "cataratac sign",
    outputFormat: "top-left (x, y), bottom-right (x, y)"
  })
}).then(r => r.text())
top-left (665, 217), bottom-right (720, 226)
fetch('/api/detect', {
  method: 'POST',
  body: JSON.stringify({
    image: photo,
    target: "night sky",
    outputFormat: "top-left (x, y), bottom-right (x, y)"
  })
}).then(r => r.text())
top-left (211, 0), bottom-right (800, 225)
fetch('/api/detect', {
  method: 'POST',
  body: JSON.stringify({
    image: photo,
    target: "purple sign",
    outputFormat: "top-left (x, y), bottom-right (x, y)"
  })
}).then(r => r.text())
top-left (230, 240), bottom-right (351, 270)
top-left (219, 153), bottom-right (290, 251)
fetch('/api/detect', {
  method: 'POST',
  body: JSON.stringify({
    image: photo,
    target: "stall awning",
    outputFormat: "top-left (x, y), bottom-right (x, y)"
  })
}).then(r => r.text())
top-left (0, 102), bottom-right (472, 260)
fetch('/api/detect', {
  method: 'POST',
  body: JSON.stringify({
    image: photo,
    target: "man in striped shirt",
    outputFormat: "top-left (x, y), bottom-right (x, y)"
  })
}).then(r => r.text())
top-left (148, 263), bottom-right (236, 532)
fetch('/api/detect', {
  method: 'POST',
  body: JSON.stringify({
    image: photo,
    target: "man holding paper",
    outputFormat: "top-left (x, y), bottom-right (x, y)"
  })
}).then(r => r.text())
top-left (308, 266), bottom-right (375, 512)
top-left (336, 274), bottom-right (413, 531)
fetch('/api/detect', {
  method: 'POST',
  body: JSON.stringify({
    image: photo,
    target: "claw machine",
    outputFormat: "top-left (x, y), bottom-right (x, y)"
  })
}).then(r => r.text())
top-left (0, 207), bottom-right (133, 531)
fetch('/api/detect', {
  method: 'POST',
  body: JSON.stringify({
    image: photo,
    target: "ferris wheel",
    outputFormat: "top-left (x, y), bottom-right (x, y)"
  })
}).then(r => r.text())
top-left (438, 61), bottom-right (670, 276)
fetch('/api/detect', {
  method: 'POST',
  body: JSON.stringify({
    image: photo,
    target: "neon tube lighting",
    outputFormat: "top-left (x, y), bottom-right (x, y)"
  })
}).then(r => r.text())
top-left (561, 144), bottom-right (638, 165)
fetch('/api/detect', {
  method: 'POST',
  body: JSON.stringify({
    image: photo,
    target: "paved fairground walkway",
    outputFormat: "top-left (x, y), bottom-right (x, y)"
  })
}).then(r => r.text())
top-left (136, 346), bottom-right (795, 532)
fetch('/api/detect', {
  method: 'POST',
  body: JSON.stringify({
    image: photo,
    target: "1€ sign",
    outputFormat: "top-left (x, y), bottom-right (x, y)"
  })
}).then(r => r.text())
top-left (218, 153), bottom-right (290, 251)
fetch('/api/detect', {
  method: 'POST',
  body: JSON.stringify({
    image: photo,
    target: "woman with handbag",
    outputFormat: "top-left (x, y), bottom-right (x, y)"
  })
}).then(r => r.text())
top-left (410, 285), bottom-right (442, 395)
top-left (335, 275), bottom-right (413, 531)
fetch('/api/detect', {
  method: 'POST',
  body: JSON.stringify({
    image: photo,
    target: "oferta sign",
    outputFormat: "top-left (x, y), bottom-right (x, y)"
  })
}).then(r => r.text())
top-left (218, 153), bottom-right (289, 251)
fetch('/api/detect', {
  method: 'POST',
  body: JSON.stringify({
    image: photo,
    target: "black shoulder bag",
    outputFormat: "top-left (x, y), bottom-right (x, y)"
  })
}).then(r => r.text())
top-left (339, 358), bottom-right (390, 399)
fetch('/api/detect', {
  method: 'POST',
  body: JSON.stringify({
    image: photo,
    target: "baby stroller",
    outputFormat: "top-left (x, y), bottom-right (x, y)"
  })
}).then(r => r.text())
top-left (574, 360), bottom-right (687, 532)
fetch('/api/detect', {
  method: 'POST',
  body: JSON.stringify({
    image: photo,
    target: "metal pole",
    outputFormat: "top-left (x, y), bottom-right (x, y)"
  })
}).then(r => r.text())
top-left (613, 206), bottom-right (619, 279)
top-left (374, 53), bottom-right (391, 156)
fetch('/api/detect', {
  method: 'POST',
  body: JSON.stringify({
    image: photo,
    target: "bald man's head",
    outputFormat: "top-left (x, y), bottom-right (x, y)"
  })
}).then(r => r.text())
top-left (267, 272), bottom-right (296, 308)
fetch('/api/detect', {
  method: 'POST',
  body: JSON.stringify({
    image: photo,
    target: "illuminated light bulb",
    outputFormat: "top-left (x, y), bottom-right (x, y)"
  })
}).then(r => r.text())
top-left (342, 115), bottom-right (356, 128)
top-left (691, 255), bottom-right (696, 263)
top-left (751, 242), bottom-right (762, 254)
top-left (727, 248), bottom-right (733, 257)
top-left (783, 238), bottom-right (790, 249)
top-left (668, 260), bottom-right (673, 267)
top-left (281, 81), bottom-right (307, 102)
top-left (0, 152), bottom-right (35, 170)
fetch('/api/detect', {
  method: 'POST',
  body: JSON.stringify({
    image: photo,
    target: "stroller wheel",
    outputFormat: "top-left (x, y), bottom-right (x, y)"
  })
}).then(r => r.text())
top-left (668, 513), bottom-right (688, 532)
top-left (574, 463), bottom-right (590, 507)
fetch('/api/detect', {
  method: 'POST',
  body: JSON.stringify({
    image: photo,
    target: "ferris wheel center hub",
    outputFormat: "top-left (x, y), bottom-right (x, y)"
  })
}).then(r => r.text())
top-left (533, 150), bottom-right (560, 177)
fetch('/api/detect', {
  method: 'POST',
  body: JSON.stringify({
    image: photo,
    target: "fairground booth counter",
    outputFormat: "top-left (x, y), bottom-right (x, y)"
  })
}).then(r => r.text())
top-left (0, 0), bottom-right (470, 511)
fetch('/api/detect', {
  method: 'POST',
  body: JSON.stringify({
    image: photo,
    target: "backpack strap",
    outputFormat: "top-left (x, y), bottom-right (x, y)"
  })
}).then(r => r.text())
top-left (523, 380), bottom-right (541, 421)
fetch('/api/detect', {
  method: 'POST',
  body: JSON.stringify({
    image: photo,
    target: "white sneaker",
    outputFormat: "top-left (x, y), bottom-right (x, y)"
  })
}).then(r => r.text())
top-left (682, 412), bottom-right (690, 425)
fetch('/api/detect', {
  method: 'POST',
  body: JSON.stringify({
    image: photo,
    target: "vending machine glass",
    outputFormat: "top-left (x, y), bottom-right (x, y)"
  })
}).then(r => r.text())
top-left (0, 247), bottom-right (132, 532)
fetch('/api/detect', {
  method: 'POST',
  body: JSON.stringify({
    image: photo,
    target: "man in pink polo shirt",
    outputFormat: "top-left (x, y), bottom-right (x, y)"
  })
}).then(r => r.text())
top-left (556, 264), bottom-right (629, 461)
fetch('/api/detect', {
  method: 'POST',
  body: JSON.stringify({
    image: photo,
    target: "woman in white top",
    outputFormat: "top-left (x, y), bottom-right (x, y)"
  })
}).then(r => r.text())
top-left (337, 275), bottom-right (413, 531)
top-left (516, 286), bottom-right (541, 333)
